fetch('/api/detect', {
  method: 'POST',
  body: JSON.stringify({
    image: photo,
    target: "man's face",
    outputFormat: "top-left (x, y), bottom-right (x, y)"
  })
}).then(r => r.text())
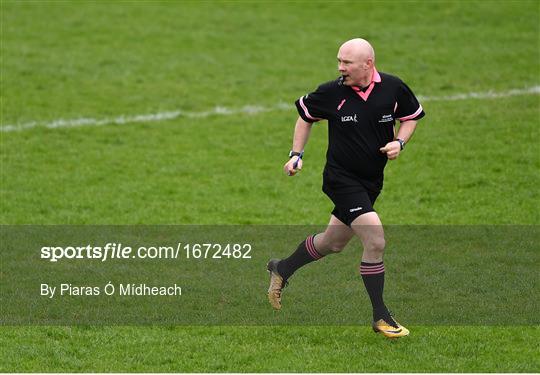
top-left (337, 46), bottom-right (371, 86)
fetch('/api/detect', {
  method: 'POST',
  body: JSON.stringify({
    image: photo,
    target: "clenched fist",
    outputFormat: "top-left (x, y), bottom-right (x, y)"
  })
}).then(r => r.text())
top-left (284, 156), bottom-right (303, 176)
top-left (380, 141), bottom-right (402, 160)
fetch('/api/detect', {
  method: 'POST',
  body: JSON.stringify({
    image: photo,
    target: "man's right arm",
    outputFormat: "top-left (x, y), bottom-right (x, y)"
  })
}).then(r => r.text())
top-left (283, 116), bottom-right (313, 176)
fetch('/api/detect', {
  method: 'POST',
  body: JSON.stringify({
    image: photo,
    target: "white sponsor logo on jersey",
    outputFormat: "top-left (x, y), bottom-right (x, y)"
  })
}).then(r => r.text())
top-left (378, 114), bottom-right (394, 123)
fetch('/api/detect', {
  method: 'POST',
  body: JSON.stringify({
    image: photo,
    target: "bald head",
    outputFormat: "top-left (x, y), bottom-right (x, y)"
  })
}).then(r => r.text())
top-left (337, 38), bottom-right (376, 87)
top-left (339, 38), bottom-right (375, 62)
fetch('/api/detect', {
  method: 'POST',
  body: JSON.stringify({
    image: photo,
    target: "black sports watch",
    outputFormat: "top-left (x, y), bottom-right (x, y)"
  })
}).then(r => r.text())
top-left (396, 139), bottom-right (405, 150)
top-left (288, 150), bottom-right (304, 159)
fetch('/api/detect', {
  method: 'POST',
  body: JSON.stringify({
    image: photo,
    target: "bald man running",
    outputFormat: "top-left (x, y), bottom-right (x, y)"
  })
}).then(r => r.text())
top-left (267, 38), bottom-right (425, 338)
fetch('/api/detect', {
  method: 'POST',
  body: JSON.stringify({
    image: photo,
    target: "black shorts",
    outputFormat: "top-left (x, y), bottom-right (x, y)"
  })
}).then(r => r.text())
top-left (324, 188), bottom-right (380, 226)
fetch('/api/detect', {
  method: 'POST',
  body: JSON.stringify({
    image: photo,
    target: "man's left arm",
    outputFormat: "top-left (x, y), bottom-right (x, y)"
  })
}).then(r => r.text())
top-left (381, 79), bottom-right (425, 160)
top-left (379, 120), bottom-right (417, 160)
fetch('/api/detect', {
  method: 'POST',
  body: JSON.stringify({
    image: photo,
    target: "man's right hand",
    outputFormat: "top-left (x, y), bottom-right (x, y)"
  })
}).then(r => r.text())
top-left (284, 156), bottom-right (303, 176)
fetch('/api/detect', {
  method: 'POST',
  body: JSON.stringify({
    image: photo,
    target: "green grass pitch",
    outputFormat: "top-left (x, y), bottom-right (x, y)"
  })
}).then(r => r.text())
top-left (1, 0), bottom-right (539, 372)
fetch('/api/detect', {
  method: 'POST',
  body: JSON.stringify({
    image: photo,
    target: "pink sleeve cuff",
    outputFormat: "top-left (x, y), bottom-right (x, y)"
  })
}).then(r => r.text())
top-left (398, 105), bottom-right (423, 122)
top-left (299, 96), bottom-right (322, 122)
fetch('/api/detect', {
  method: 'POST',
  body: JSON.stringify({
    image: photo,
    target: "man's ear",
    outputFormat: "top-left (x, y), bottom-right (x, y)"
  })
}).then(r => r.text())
top-left (365, 58), bottom-right (374, 69)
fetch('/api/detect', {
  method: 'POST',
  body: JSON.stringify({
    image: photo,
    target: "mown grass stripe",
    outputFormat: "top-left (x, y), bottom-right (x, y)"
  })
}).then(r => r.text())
top-left (2, 86), bottom-right (538, 133)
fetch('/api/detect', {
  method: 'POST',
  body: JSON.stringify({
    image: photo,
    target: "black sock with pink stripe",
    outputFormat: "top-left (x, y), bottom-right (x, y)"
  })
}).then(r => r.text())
top-left (360, 261), bottom-right (388, 320)
top-left (277, 235), bottom-right (324, 281)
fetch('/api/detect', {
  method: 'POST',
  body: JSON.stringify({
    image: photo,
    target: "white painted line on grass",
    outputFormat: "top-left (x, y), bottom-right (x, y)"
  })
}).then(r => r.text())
top-left (2, 86), bottom-right (539, 132)
top-left (417, 85), bottom-right (540, 101)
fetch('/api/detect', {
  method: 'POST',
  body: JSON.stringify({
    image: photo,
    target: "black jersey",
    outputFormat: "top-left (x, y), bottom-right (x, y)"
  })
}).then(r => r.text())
top-left (295, 69), bottom-right (425, 193)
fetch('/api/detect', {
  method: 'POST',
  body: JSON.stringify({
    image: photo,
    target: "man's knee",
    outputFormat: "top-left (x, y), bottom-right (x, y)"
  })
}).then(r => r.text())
top-left (365, 237), bottom-right (385, 254)
top-left (316, 235), bottom-right (349, 254)
top-left (328, 241), bottom-right (348, 253)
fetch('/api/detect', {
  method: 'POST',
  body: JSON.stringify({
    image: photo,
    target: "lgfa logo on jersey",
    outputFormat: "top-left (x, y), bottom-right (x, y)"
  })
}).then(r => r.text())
top-left (341, 114), bottom-right (358, 123)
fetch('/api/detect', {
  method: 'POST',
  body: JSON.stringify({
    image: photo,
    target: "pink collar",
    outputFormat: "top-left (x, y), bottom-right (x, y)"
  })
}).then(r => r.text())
top-left (352, 68), bottom-right (381, 102)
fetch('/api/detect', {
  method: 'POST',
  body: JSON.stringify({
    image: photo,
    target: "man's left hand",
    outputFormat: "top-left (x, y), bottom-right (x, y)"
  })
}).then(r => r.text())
top-left (379, 141), bottom-right (401, 160)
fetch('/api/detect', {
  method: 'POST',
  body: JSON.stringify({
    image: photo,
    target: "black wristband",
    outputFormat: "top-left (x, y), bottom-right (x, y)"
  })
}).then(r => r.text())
top-left (396, 139), bottom-right (405, 150)
top-left (288, 151), bottom-right (304, 159)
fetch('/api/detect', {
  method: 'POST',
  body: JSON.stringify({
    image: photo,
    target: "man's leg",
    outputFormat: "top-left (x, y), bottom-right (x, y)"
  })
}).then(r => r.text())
top-left (350, 212), bottom-right (387, 316)
top-left (313, 215), bottom-right (355, 255)
top-left (267, 215), bottom-right (354, 310)
top-left (350, 212), bottom-right (409, 337)
top-left (279, 214), bottom-right (354, 279)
